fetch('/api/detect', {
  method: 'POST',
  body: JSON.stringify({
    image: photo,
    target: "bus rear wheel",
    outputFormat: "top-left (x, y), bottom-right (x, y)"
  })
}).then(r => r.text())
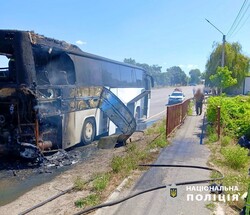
top-left (81, 118), bottom-right (96, 145)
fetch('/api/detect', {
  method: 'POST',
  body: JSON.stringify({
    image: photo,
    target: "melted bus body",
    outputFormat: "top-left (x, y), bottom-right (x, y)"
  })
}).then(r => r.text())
top-left (0, 30), bottom-right (152, 158)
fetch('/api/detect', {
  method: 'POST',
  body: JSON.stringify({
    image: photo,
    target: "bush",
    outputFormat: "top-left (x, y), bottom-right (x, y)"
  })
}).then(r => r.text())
top-left (207, 96), bottom-right (250, 138)
top-left (221, 145), bottom-right (249, 169)
top-left (207, 96), bottom-right (250, 137)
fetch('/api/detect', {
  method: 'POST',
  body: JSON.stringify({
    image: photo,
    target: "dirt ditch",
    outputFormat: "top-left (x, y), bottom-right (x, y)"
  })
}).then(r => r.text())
top-left (0, 122), bottom-right (166, 215)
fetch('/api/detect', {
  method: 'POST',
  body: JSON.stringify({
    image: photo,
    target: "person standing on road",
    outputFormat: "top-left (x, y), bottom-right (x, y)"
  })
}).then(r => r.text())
top-left (194, 88), bottom-right (204, 115)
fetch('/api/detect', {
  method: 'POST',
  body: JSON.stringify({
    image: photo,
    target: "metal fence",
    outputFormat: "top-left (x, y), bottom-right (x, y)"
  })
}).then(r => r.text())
top-left (166, 98), bottom-right (191, 137)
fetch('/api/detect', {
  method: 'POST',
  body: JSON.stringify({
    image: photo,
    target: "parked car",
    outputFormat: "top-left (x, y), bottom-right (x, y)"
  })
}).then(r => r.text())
top-left (167, 90), bottom-right (185, 105)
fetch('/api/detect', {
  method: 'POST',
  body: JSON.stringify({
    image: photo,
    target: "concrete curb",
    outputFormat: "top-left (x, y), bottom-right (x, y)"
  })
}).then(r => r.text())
top-left (95, 176), bottom-right (132, 215)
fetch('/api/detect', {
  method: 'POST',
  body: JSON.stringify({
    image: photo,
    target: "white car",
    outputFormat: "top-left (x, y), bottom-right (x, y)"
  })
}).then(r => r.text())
top-left (167, 91), bottom-right (185, 105)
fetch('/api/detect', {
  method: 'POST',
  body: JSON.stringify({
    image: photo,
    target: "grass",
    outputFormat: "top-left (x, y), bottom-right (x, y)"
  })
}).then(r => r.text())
top-left (74, 119), bottom-right (169, 210)
top-left (74, 176), bottom-right (87, 191)
top-left (111, 143), bottom-right (149, 175)
top-left (221, 145), bottom-right (249, 169)
top-left (188, 100), bottom-right (194, 116)
top-left (92, 173), bottom-right (111, 192)
top-left (111, 120), bottom-right (168, 176)
top-left (206, 132), bottom-right (250, 211)
top-left (205, 202), bottom-right (216, 211)
top-left (75, 194), bottom-right (100, 208)
top-left (220, 135), bottom-right (231, 147)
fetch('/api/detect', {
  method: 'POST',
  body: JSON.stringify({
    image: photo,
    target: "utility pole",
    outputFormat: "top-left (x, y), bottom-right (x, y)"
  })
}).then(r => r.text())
top-left (205, 19), bottom-right (226, 67)
top-left (221, 35), bottom-right (226, 67)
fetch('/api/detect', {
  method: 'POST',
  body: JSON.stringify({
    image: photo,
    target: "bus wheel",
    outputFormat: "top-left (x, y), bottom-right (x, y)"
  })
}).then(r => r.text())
top-left (81, 118), bottom-right (96, 145)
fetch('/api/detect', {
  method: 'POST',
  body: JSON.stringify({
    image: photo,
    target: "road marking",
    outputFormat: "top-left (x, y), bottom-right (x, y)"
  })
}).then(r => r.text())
top-left (145, 110), bottom-right (166, 121)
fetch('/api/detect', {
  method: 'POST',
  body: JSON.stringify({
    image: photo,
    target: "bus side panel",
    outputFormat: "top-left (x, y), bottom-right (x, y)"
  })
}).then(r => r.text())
top-left (62, 112), bottom-right (76, 149)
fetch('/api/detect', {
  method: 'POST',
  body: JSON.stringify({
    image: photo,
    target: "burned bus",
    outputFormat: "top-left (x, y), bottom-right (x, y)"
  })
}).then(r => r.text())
top-left (0, 30), bottom-right (153, 158)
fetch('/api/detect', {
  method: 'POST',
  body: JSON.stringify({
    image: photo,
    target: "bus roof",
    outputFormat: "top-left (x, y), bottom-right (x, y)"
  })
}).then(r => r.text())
top-left (0, 29), bottom-right (146, 72)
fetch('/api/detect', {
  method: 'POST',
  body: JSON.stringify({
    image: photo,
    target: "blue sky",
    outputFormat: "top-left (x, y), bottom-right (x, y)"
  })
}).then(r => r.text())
top-left (1, 0), bottom-right (250, 74)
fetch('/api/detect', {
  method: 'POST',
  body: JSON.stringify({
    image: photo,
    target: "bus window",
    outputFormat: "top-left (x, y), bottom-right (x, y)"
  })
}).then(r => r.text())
top-left (102, 62), bottom-right (120, 87)
top-left (33, 48), bottom-right (76, 86)
top-left (135, 69), bottom-right (143, 87)
top-left (0, 54), bottom-right (16, 82)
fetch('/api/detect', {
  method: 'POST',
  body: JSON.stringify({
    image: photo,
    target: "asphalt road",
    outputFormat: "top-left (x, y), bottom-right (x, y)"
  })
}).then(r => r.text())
top-left (146, 85), bottom-right (203, 123)
top-left (97, 87), bottom-right (212, 215)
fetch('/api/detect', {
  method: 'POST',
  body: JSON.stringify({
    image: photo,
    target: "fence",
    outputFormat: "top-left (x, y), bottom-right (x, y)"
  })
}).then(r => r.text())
top-left (166, 98), bottom-right (191, 137)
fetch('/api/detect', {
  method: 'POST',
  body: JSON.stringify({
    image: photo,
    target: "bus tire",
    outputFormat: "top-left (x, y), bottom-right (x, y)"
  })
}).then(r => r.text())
top-left (81, 118), bottom-right (96, 145)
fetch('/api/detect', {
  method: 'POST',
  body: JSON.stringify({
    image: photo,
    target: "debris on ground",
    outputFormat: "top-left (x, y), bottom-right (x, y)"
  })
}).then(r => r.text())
top-left (38, 150), bottom-right (81, 174)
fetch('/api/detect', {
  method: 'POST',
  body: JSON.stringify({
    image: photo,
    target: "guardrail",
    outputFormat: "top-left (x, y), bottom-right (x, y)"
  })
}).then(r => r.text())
top-left (166, 98), bottom-right (191, 137)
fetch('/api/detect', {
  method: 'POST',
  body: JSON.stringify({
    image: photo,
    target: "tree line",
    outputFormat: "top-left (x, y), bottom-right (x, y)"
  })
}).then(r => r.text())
top-left (123, 58), bottom-right (201, 87)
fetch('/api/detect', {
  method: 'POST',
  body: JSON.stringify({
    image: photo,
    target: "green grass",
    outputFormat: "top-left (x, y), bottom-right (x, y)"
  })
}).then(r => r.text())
top-left (210, 170), bottom-right (222, 180)
top-left (92, 173), bottom-right (111, 192)
top-left (220, 135), bottom-right (231, 147)
top-left (208, 133), bottom-right (218, 143)
top-left (75, 194), bottom-right (100, 208)
top-left (221, 145), bottom-right (249, 169)
top-left (205, 202), bottom-right (216, 211)
top-left (74, 176), bottom-right (87, 191)
top-left (145, 119), bottom-right (166, 135)
top-left (188, 100), bottom-right (194, 116)
top-left (148, 135), bottom-right (168, 149)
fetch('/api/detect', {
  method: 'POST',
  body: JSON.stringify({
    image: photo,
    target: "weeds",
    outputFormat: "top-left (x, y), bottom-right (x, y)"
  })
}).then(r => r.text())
top-left (75, 119), bottom-right (169, 210)
top-left (74, 176), bottom-right (87, 191)
top-left (220, 135), bottom-right (231, 147)
top-left (149, 135), bottom-right (168, 149)
top-left (92, 173), bottom-right (111, 192)
top-left (205, 202), bottom-right (216, 211)
top-left (75, 194), bottom-right (100, 208)
top-left (188, 100), bottom-right (194, 116)
top-left (208, 133), bottom-right (218, 143)
top-left (221, 145), bottom-right (249, 169)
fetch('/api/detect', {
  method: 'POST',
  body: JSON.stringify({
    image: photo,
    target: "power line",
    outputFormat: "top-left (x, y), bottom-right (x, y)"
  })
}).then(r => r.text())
top-left (230, 3), bottom-right (250, 38)
top-left (227, 0), bottom-right (250, 38)
top-left (227, 0), bottom-right (248, 36)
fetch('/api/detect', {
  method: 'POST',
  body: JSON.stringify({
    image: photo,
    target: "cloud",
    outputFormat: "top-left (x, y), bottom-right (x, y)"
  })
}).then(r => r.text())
top-left (76, 40), bottom-right (87, 45)
top-left (178, 64), bottom-right (199, 70)
top-left (187, 64), bottom-right (198, 69)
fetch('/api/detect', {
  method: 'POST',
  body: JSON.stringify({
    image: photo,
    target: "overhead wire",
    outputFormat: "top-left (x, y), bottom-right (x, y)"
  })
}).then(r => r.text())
top-left (230, 3), bottom-right (250, 38)
top-left (227, 0), bottom-right (248, 36)
top-left (227, 0), bottom-right (250, 38)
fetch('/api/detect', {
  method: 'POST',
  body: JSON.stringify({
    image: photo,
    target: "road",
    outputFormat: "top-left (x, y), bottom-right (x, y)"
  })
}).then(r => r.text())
top-left (147, 85), bottom-right (203, 122)
top-left (97, 85), bottom-right (211, 215)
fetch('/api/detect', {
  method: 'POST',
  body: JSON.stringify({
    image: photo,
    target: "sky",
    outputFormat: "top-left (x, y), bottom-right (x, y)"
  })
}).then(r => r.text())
top-left (1, 0), bottom-right (250, 75)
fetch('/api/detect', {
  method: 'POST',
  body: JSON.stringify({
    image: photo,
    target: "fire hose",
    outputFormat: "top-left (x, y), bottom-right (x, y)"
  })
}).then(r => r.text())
top-left (18, 164), bottom-right (224, 215)
top-left (73, 164), bottom-right (224, 215)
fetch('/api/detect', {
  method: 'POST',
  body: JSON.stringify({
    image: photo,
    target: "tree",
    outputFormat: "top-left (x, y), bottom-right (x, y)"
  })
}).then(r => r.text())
top-left (209, 66), bottom-right (237, 94)
top-left (205, 42), bottom-right (249, 91)
top-left (189, 69), bottom-right (201, 84)
top-left (124, 58), bottom-right (188, 86)
top-left (166, 66), bottom-right (187, 86)
top-left (124, 58), bottom-right (167, 86)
